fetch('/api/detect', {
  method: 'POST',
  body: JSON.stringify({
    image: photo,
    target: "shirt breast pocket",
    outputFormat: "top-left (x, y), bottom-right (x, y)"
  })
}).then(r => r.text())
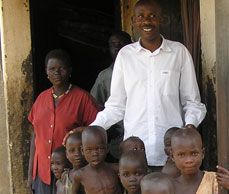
top-left (157, 70), bottom-right (180, 96)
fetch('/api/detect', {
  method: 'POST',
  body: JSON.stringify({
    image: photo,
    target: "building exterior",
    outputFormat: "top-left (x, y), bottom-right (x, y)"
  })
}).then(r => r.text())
top-left (0, 0), bottom-right (228, 193)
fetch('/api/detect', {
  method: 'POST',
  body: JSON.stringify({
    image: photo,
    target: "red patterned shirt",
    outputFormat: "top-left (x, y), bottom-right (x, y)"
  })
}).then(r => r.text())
top-left (28, 85), bottom-right (99, 184)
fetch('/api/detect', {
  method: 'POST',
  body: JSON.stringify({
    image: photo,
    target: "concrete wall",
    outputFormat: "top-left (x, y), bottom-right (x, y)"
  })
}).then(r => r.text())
top-left (0, 0), bottom-right (33, 193)
top-left (199, 0), bottom-right (217, 171)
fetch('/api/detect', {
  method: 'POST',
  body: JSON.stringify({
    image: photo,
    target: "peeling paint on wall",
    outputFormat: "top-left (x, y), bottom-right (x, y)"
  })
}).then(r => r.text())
top-left (20, 51), bottom-right (33, 179)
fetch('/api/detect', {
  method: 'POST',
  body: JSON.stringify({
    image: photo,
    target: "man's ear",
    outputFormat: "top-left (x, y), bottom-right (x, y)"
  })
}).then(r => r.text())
top-left (131, 15), bottom-right (136, 26)
top-left (159, 14), bottom-right (165, 24)
top-left (106, 145), bottom-right (109, 155)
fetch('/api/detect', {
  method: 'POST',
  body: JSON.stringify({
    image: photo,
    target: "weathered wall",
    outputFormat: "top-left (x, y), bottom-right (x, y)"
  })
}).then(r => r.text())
top-left (120, 0), bottom-right (138, 40)
top-left (0, 0), bottom-right (33, 193)
top-left (215, 0), bottom-right (229, 193)
top-left (0, 33), bottom-right (12, 193)
top-left (199, 0), bottom-right (217, 171)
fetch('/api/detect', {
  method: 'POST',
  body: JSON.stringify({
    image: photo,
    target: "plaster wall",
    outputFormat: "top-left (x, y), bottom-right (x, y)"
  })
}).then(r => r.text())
top-left (0, 0), bottom-right (33, 193)
top-left (0, 35), bottom-right (11, 194)
top-left (199, 0), bottom-right (217, 170)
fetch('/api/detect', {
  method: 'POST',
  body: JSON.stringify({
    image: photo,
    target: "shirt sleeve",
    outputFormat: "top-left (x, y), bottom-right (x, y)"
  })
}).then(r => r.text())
top-left (90, 72), bottom-right (107, 110)
top-left (180, 46), bottom-right (207, 127)
top-left (90, 53), bottom-right (126, 130)
top-left (80, 92), bottom-right (100, 126)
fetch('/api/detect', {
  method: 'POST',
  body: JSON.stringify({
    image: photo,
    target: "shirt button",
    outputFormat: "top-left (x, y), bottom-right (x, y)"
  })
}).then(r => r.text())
top-left (48, 140), bottom-right (51, 143)
top-left (50, 124), bottom-right (53, 128)
top-left (48, 156), bottom-right (50, 159)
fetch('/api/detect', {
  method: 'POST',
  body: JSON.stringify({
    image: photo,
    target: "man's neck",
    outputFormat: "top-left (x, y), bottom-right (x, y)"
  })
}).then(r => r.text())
top-left (141, 36), bottom-right (162, 53)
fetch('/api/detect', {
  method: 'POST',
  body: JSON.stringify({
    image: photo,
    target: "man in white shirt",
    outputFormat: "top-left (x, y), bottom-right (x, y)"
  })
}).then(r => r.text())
top-left (91, 0), bottom-right (206, 170)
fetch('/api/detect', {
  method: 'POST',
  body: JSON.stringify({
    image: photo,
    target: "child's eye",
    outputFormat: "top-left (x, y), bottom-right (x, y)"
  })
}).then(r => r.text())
top-left (178, 153), bottom-right (185, 157)
top-left (135, 172), bottom-right (143, 176)
top-left (123, 173), bottom-right (129, 177)
top-left (98, 147), bottom-right (105, 151)
top-left (133, 148), bottom-right (137, 151)
top-left (141, 148), bottom-right (145, 151)
top-left (192, 152), bottom-right (198, 156)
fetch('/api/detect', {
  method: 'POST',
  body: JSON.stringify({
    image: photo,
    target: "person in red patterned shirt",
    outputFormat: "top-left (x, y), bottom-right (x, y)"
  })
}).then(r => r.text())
top-left (27, 49), bottom-right (99, 194)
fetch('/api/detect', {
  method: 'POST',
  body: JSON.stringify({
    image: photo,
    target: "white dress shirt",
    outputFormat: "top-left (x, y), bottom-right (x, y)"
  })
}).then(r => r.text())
top-left (91, 37), bottom-right (207, 166)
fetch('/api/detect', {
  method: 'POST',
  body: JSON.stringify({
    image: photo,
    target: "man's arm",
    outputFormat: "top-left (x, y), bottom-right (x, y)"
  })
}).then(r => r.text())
top-left (180, 46), bottom-right (207, 127)
top-left (27, 131), bottom-right (35, 193)
top-left (72, 170), bottom-right (82, 194)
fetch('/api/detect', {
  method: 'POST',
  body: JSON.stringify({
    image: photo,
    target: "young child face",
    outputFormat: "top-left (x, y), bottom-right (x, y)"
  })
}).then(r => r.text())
top-left (119, 158), bottom-right (147, 194)
top-left (172, 137), bottom-right (204, 176)
top-left (66, 136), bottom-right (85, 169)
top-left (82, 132), bottom-right (107, 168)
top-left (51, 152), bottom-right (66, 179)
top-left (122, 139), bottom-right (145, 154)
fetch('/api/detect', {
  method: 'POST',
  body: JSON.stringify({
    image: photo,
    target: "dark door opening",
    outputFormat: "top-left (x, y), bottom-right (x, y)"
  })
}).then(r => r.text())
top-left (29, 0), bottom-right (121, 98)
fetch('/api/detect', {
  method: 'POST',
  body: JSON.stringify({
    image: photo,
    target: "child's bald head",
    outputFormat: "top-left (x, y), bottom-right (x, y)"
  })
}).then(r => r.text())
top-left (171, 128), bottom-right (203, 151)
top-left (82, 126), bottom-right (107, 145)
top-left (140, 172), bottom-right (175, 194)
top-left (119, 150), bottom-right (148, 171)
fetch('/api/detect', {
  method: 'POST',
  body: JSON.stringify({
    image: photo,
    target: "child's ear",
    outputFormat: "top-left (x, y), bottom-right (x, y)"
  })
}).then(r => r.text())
top-left (169, 148), bottom-right (172, 158)
top-left (81, 147), bottom-right (84, 156)
top-left (171, 149), bottom-right (175, 162)
top-left (202, 147), bottom-right (205, 159)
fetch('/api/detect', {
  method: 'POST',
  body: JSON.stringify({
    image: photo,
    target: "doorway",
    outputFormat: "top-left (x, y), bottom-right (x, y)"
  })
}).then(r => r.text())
top-left (29, 0), bottom-right (121, 98)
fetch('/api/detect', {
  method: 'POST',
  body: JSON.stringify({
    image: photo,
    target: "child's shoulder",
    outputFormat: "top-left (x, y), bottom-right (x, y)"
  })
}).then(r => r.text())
top-left (196, 171), bottom-right (218, 194)
top-left (202, 171), bottom-right (217, 180)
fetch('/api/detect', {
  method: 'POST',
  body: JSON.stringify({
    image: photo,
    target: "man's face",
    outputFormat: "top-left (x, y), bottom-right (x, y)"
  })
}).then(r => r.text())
top-left (132, 2), bottom-right (163, 43)
top-left (109, 35), bottom-right (130, 60)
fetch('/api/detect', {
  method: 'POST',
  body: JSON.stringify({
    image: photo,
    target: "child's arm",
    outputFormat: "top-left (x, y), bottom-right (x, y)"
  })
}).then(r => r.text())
top-left (108, 163), bottom-right (119, 174)
top-left (72, 170), bottom-right (82, 194)
top-left (216, 165), bottom-right (229, 190)
top-left (56, 179), bottom-right (63, 194)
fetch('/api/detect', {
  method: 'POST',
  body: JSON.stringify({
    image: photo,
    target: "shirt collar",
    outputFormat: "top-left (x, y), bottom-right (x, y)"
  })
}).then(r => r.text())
top-left (136, 35), bottom-right (172, 53)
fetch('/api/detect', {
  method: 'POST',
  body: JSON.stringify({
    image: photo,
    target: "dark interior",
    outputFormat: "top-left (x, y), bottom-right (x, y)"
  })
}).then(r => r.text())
top-left (29, 0), bottom-right (183, 99)
top-left (29, 0), bottom-right (121, 98)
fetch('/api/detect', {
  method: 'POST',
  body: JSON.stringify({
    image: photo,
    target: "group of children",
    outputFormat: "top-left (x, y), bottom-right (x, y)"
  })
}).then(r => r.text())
top-left (50, 125), bottom-right (228, 194)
